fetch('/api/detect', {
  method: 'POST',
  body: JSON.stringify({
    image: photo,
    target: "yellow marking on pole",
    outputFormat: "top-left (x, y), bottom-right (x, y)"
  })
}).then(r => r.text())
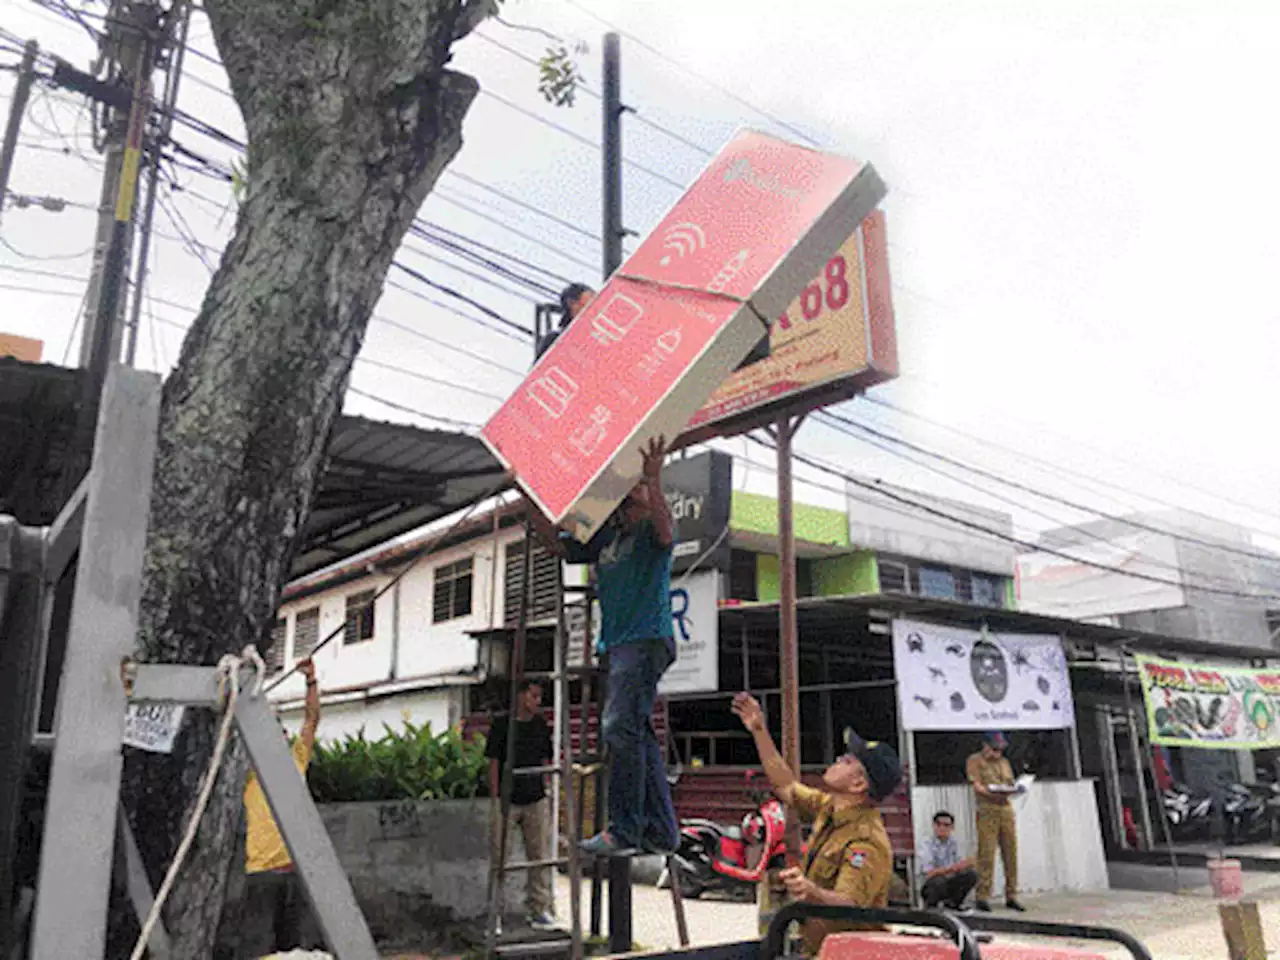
top-left (115, 146), bottom-right (142, 222)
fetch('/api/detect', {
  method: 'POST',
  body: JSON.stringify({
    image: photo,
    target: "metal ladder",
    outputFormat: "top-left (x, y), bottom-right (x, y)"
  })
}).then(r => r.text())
top-left (483, 524), bottom-right (689, 960)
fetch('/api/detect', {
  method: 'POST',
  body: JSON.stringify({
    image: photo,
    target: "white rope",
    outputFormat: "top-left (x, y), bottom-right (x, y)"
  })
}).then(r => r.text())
top-left (129, 646), bottom-right (265, 960)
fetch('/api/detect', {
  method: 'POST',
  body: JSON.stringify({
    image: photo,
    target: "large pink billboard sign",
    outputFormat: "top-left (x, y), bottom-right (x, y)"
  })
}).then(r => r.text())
top-left (482, 130), bottom-right (885, 541)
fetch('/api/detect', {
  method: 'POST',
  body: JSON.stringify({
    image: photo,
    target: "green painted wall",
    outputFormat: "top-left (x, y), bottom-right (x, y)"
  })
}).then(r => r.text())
top-left (1005, 576), bottom-right (1017, 610)
top-left (731, 491), bottom-right (849, 548)
top-left (757, 553), bottom-right (781, 603)
top-left (812, 551), bottom-right (879, 597)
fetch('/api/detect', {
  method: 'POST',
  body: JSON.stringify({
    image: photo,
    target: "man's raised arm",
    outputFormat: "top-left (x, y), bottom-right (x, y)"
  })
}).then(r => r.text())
top-left (732, 692), bottom-right (796, 804)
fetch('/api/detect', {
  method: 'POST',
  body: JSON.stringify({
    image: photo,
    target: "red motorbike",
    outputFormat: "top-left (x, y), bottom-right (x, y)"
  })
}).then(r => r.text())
top-left (667, 772), bottom-right (788, 900)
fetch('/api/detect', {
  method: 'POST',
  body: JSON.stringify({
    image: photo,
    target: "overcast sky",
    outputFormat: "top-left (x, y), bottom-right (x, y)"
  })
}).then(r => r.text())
top-left (2, 0), bottom-right (1279, 558)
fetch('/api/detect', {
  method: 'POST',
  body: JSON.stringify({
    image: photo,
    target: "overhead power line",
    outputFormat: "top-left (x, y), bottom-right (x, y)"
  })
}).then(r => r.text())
top-left (390, 260), bottom-right (532, 338)
top-left (864, 394), bottom-right (1280, 535)
top-left (812, 411), bottom-right (1267, 596)
top-left (821, 409), bottom-right (1280, 567)
top-left (400, 234), bottom-right (548, 303)
top-left (430, 188), bottom-right (599, 273)
top-left (443, 169), bottom-right (601, 243)
top-left (357, 356), bottom-right (506, 403)
top-left (561, 0), bottom-right (821, 148)
top-left (477, 88), bottom-right (685, 191)
top-left (416, 218), bottom-right (576, 286)
top-left (748, 433), bottom-right (1280, 604)
top-left (472, 29), bottom-right (713, 159)
top-left (347, 385), bottom-right (482, 431)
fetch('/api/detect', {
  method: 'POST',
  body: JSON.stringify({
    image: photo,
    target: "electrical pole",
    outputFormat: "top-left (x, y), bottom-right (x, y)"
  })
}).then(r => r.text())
top-left (0, 40), bottom-right (40, 225)
top-left (601, 31), bottom-right (623, 280)
top-left (79, 1), bottom-right (157, 386)
top-left (125, 0), bottom-right (191, 365)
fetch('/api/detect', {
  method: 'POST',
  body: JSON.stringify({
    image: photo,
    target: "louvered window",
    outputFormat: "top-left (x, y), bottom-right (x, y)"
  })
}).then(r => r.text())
top-left (294, 607), bottom-right (320, 659)
top-left (879, 559), bottom-right (910, 593)
top-left (504, 539), bottom-right (560, 625)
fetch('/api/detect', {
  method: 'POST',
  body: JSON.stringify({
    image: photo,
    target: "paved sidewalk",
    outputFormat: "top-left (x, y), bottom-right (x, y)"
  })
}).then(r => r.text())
top-left (550, 873), bottom-right (1280, 959)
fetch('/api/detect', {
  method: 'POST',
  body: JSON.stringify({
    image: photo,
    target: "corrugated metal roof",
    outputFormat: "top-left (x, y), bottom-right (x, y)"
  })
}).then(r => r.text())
top-left (0, 358), bottom-right (92, 525)
top-left (718, 593), bottom-right (1278, 661)
top-left (290, 415), bottom-right (507, 579)
top-left (0, 359), bottom-right (507, 579)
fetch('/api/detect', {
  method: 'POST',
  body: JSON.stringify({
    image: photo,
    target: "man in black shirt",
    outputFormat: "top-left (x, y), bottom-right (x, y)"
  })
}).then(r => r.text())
top-left (486, 678), bottom-right (555, 928)
top-left (535, 283), bottom-right (595, 359)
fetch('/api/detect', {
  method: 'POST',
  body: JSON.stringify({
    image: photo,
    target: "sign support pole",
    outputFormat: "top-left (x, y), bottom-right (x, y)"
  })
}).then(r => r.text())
top-left (775, 414), bottom-right (806, 879)
top-left (776, 414), bottom-right (802, 783)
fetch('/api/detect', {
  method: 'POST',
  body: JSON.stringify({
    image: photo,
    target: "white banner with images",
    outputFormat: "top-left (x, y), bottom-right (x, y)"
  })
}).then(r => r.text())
top-left (659, 571), bottom-right (719, 695)
top-left (892, 619), bottom-right (1074, 732)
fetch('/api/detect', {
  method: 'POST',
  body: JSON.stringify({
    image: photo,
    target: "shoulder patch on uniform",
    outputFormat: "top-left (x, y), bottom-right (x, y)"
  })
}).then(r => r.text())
top-left (848, 850), bottom-right (867, 869)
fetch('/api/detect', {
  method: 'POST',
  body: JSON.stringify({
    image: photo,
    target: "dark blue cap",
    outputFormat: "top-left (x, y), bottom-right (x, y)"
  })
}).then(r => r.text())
top-left (983, 731), bottom-right (1009, 748)
top-left (843, 729), bottom-right (903, 802)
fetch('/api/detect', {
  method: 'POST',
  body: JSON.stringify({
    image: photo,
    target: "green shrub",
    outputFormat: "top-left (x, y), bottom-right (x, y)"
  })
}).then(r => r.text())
top-left (308, 720), bottom-right (487, 804)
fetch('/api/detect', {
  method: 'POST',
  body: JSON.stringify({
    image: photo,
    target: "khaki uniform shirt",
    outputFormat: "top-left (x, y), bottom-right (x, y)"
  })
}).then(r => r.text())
top-left (965, 751), bottom-right (1014, 807)
top-left (791, 783), bottom-right (894, 955)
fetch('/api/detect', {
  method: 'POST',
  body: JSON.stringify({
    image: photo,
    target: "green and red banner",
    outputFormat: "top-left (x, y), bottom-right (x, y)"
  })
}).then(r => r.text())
top-left (1136, 654), bottom-right (1280, 749)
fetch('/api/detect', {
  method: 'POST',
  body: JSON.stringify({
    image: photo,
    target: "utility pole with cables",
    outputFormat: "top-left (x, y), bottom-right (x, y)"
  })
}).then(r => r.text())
top-left (125, 0), bottom-right (191, 365)
top-left (601, 31), bottom-right (625, 280)
top-left (79, 0), bottom-right (160, 390)
top-left (0, 40), bottom-right (40, 226)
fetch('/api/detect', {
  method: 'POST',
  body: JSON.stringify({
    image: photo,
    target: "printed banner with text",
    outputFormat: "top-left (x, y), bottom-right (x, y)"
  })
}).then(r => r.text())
top-left (1136, 654), bottom-right (1280, 749)
top-left (893, 620), bottom-right (1075, 732)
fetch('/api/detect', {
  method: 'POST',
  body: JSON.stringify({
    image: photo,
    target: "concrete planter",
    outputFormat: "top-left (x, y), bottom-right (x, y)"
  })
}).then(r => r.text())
top-left (319, 798), bottom-right (524, 950)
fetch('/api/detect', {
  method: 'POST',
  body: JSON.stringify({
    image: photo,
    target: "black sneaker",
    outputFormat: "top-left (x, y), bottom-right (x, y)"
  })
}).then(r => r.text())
top-left (1005, 898), bottom-right (1027, 913)
top-left (975, 900), bottom-right (992, 912)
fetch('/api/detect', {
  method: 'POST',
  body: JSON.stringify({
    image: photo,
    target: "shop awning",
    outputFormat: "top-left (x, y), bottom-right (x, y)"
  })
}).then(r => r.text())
top-left (718, 593), bottom-right (1277, 663)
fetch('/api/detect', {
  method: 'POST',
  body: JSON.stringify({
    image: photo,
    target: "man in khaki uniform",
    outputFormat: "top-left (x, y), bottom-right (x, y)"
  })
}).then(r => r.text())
top-left (965, 731), bottom-right (1025, 913)
top-left (733, 692), bottom-right (902, 954)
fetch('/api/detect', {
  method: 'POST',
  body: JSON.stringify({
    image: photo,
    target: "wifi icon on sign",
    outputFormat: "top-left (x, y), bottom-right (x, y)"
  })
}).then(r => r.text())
top-left (658, 222), bottom-right (707, 266)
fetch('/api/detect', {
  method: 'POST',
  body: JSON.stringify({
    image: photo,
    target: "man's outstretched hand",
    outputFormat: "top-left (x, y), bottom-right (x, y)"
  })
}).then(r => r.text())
top-left (732, 692), bottom-right (766, 734)
top-left (641, 435), bottom-right (667, 483)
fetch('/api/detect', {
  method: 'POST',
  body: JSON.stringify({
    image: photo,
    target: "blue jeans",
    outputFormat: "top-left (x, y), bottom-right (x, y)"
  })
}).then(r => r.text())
top-left (602, 637), bottom-right (679, 849)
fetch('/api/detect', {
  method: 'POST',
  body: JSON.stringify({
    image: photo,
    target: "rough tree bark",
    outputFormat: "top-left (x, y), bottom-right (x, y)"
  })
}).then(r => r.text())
top-left (111, 1), bottom-right (496, 956)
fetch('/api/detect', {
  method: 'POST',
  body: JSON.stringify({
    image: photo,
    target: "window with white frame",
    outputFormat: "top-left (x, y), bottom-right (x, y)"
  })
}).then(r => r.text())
top-left (878, 558), bottom-right (910, 594)
top-left (344, 590), bottom-right (376, 644)
top-left (433, 558), bottom-right (474, 623)
top-left (877, 553), bottom-right (1008, 609)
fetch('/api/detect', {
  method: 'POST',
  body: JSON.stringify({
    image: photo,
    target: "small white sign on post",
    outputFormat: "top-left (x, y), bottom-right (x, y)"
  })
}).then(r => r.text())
top-left (660, 571), bottom-right (719, 695)
top-left (122, 702), bottom-right (186, 754)
top-left (893, 619), bottom-right (1074, 732)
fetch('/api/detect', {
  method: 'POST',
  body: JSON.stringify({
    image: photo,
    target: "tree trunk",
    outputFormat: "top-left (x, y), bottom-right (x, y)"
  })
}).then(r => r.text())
top-left (111, 2), bottom-right (494, 955)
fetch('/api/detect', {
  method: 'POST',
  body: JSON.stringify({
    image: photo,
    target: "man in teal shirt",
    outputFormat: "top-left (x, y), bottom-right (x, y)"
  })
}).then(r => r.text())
top-left (531, 436), bottom-right (678, 856)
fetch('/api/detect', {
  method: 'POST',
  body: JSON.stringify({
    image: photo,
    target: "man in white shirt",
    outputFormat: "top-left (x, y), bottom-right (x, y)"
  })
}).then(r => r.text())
top-left (919, 810), bottom-right (977, 910)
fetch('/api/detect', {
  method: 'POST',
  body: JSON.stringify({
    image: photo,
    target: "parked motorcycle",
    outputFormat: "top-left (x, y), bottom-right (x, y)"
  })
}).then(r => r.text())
top-left (666, 772), bottom-right (787, 900)
top-left (1224, 781), bottom-right (1272, 844)
top-left (1161, 781), bottom-right (1215, 840)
